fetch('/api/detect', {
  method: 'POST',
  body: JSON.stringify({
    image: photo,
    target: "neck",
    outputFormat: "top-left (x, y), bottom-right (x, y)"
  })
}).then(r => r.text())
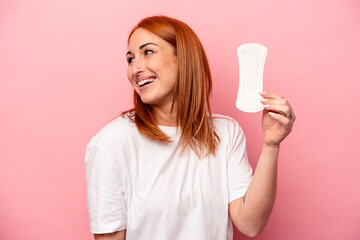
top-left (152, 102), bottom-right (177, 127)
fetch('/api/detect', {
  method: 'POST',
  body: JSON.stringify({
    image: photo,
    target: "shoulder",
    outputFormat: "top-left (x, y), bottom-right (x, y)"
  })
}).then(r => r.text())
top-left (212, 113), bottom-right (244, 134)
top-left (87, 114), bottom-right (137, 149)
top-left (211, 113), bottom-right (247, 149)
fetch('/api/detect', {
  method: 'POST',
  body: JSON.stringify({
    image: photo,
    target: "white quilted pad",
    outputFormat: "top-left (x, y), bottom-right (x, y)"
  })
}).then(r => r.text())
top-left (236, 43), bottom-right (268, 113)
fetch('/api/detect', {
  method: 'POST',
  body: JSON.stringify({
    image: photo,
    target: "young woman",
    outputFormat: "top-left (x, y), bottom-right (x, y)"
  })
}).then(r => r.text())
top-left (85, 15), bottom-right (295, 240)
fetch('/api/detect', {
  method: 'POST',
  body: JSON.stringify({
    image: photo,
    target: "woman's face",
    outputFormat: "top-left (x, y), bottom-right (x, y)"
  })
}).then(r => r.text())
top-left (126, 28), bottom-right (178, 109)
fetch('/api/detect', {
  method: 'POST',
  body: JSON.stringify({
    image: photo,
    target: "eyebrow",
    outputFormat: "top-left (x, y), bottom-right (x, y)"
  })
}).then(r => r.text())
top-left (126, 42), bottom-right (158, 56)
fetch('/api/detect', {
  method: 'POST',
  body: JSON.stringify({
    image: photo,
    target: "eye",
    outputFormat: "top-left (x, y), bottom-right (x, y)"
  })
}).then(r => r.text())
top-left (144, 49), bottom-right (154, 55)
top-left (127, 57), bottom-right (134, 65)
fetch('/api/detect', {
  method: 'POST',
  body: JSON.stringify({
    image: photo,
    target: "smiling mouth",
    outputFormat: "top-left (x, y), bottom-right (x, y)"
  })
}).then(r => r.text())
top-left (138, 78), bottom-right (156, 87)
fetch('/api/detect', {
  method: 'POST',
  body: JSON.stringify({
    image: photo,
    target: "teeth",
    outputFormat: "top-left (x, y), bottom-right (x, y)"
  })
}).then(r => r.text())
top-left (138, 78), bottom-right (155, 87)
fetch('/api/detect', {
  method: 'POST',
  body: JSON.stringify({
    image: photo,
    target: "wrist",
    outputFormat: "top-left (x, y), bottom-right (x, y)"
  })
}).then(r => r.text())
top-left (261, 142), bottom-right (280, 163)
top-left (263, 141), bottom-right (280, 151)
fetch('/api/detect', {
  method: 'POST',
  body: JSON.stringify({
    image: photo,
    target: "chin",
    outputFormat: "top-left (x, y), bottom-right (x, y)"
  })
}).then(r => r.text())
top-left (139, 95), bottom-right (157, 105)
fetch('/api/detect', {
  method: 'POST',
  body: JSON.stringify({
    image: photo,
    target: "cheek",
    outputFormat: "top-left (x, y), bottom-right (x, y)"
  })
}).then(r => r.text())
top-left (161, 58), bottom-right (177, 76)
top-left (168, 61), bottom-right (178, 83)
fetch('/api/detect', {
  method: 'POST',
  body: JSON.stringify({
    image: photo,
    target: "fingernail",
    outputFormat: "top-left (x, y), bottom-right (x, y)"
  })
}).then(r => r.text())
top-left (268, 112), bottom-right (276, 116)
top-left (259, 91), bottom-right (266, 96)
top-left (260, 98), bottom-right (268, 103)
top-left (263, 104), bottom-right (270, 108)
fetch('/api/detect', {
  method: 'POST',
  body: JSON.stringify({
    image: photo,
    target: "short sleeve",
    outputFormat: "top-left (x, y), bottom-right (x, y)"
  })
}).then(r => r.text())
top-left (227, 121), bottom-right (253, 203)
top-left (85, 143), bottom-right (127, 233)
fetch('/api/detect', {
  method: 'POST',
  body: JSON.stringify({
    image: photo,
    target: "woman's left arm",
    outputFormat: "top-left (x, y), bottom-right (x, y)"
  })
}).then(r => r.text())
top-left (229, 91), bottom-right (296, 238)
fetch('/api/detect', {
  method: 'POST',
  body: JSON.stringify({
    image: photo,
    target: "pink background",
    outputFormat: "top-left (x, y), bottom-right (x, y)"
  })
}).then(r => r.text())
top-left (1, 0), bottom-right (359, 239)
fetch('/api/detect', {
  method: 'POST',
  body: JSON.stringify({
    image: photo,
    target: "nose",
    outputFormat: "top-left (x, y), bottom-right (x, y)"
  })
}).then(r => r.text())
top-left (132, 57), bottom-right (145, 76)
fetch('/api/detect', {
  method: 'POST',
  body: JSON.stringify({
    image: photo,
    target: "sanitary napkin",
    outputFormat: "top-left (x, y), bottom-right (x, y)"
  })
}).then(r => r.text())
top-left (236, 43), bottom-right (267, 113)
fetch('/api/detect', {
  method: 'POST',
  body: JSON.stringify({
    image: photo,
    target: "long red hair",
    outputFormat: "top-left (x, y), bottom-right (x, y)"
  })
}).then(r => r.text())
top-left (122, 15), bottom-right (219, 157)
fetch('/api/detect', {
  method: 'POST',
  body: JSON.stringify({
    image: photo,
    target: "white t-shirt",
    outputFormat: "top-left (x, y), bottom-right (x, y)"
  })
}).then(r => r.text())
top-left (85, 114), bottom-right (253, 240)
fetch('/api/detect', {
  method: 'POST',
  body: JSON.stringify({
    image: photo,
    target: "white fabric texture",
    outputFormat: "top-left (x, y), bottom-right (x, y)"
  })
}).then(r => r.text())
top-left (85, 114), bottom-right (253, 240)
